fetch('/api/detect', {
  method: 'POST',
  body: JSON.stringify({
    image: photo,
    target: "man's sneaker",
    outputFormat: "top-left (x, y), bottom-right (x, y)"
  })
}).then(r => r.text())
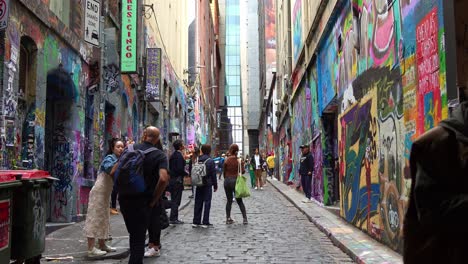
top-left (302, 198), bottom-right (312, 203)
top-left (201, 223), bottom-right (214, 228)
top-left (170, 220), bottom-right (184, 225)
top-left (88, 247), bottom-right (107, 257)
top-left (192, 223), bottom-right (201, 228)
top-left (144, 247), bottom-right (161, 258)
top-left (100, 244), bottom-right (116, 252)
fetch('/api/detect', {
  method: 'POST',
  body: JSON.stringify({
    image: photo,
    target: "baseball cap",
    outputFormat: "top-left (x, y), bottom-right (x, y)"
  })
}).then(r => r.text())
top-left (299, 144), bottom-right (309, 149)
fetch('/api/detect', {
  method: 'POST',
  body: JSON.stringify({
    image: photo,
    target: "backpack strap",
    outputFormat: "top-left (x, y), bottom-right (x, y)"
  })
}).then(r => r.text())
top-left (142, 147), bottom-right (158, 154)
top-left (202, 158), bottom-right (211, 164)
top-left (128, 144), bottom-right (135, 152)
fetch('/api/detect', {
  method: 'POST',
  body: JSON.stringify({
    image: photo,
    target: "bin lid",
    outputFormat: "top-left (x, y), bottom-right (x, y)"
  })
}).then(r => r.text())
top-left (1, 169), bottom-right (51, 180)
top-left (0, 172), bottom-right (16, 183)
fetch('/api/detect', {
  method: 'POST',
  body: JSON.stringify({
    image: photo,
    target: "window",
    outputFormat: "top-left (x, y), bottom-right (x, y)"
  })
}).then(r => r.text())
top-left (49, 0), bottom-right (70, 26)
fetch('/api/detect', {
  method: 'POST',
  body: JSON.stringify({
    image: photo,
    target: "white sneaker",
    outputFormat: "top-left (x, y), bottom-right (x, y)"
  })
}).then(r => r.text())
top-left (100, 244), bottom-right (116, 252)
top-left (254, 187), bottom-right (258, 190)
top-left (260, 187), bottom-right (264, 190)
top-left (302, 198), bottom-right (311, 203)
top-left (144, 247), bottom-right (161, 257)
top-left (88, 247), bottom-right (107, 257)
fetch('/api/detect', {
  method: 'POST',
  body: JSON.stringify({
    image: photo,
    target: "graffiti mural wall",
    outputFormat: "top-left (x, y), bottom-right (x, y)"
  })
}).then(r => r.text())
top-left (290, 83), bottom-right (312, 187)
top-left (0, 1), bottom-right (141, 222)
top-left (310, 0), bottom-right (449, 251)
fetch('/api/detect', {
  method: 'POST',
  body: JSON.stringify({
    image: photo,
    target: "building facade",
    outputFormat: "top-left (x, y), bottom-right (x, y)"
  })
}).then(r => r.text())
top-left (0, 0), bottom-right (219, 223)
top-left (272, 0), bottom-right (465, 252)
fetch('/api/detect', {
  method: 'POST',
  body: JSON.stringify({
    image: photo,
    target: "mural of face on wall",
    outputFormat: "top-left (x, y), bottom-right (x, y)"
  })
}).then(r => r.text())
top-left (372, 0), bottom-right (395, 65)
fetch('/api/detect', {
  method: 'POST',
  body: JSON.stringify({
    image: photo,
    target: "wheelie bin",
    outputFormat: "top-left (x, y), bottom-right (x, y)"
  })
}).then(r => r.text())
top-left (9, 170), bottom-right (55, 263)
top-left (0, 172), bottom-right (21, 263)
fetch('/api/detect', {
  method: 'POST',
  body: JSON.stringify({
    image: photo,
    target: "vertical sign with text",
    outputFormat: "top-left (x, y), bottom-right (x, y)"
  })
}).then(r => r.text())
top-left (84, 0), bottom-right (100, 46)
top-left (121, 0), bottom-right (138, 73)
top-left (416, 7), bottom-right (441, 134)
top-left (145, 48), bottom-right (162, 101)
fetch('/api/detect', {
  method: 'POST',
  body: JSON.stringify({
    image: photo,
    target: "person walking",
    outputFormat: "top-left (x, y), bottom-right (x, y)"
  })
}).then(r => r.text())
top-left (266, 152), bottom-right (275, 179)
top-left (223, 144), bottom-right (248, 225)
top-left (250, 148), bottom-right (265, 190)
top-left (118, 127), bottom-right (169, 264)
top-left (168, 139), bottom-right (188, 224)
top-left (245, 155), bottom-right (255, 188)
top-left (192, 144), bottom-right (217, 228)
top-left (299, 144), bottom-right (314, 202)
top-left (84, 138), bottom-right (124, 257)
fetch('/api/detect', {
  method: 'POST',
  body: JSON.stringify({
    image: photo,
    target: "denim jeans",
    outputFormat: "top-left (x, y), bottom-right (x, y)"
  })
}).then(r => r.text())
top-left (301, 174), bottom-right (312, 199)
top-left (224, 177), bottom-right (247, 220)
top-left (193, 185), bottom-right (213, 225)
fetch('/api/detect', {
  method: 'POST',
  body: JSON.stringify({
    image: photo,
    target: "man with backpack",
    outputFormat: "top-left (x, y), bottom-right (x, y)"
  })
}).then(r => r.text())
top-left (115, 126), bottom-right (169, 263)
top-left (169, 139), bottom-right (188, 224)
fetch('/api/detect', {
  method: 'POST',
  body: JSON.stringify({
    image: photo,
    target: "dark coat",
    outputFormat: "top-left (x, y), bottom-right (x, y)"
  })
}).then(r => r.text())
top-left (299, 152), bottom-right (314, 176)
top-left (250, 155), bottom-right (264, 170)
top-left (403, 102), bottom-right (468, 264)
top-left (169, 150), bottom-right (187, 183)
top-left (198, 154), bottom-right (217, 189)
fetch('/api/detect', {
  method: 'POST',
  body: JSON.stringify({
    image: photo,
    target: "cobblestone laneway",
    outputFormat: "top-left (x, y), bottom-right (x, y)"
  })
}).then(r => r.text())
top-left (136, 180), bottom-right (354, 264)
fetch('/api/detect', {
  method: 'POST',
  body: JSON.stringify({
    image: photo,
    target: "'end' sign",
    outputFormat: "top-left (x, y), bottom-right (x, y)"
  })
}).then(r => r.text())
top-left (121, 0), bottom-right (138, 73)
top-left (84, 0), bottom-right (100, 46)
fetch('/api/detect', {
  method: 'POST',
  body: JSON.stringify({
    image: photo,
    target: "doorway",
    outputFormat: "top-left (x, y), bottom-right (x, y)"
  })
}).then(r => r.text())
top-left (322, 111), bottom-right (339, 206)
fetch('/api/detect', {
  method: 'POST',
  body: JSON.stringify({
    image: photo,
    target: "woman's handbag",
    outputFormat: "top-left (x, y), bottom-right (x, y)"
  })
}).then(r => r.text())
top-left (235, 158), bottom-right (250, 198)
top-left (160, 208), bottom-right (169, 230)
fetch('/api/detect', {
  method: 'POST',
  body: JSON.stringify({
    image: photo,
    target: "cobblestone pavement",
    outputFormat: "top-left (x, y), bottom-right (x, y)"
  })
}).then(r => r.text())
top-left (127, 180), bottom-right (354, 264)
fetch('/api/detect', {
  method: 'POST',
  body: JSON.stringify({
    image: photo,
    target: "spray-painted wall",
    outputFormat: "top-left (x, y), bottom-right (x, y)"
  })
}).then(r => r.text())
top-left (0, 2), bottom-right (141, 222)
top-left (311, 0), bottom-right (448, 251)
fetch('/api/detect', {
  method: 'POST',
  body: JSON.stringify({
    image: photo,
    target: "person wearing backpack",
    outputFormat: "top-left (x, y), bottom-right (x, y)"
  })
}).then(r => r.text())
top-left (191, 144), bottom-right (217, 228)
top-left (168, 139), bottom-right (188, 224)
top-left (84, 138), bottom-right (124, 257)
top-left (116, 126), bottom-right (169, 264)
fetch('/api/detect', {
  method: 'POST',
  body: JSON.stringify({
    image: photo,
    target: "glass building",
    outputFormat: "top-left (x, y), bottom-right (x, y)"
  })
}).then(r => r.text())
top-left (223, 0), bottom-right (243, 154)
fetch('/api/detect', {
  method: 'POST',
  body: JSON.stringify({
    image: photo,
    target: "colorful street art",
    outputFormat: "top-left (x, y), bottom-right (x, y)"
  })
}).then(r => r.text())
top-left (292, 0), bottom-right (303, 66)
top-left (291, 83), bottom-right (312, 187)
top-left (302, 0), bottom-right (450, 252)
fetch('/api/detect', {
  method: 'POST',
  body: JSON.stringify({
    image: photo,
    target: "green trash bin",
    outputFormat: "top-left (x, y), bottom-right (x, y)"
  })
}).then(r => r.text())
top-left (0, 172), bottom-right (21, 264)
top-left (9, 170), bottom-right (55, 263)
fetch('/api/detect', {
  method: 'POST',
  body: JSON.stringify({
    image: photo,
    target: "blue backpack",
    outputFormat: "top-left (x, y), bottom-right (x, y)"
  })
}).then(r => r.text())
top-left (114, 144), bottom-right (158, 196)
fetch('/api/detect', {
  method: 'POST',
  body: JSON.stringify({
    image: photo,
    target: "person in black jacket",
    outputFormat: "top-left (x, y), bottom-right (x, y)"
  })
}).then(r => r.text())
top-left (250, 148), bottom-right (265, 190)
top-left (403, 100), bottom-right (468, 263)
top-left (168, 139), bottom-right (188, 224)
top-left (192, 144), bottom-right (217, 228)
top-left (299, 144), bottom-right (314, 202)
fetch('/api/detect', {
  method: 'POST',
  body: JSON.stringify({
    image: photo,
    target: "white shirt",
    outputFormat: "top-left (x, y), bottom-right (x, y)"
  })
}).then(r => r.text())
top-left (254, 155), bottom-right (261, 170)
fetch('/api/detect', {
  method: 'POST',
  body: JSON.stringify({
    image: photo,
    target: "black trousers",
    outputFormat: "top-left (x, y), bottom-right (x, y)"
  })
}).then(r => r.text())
top-left (224, 178), bottom-right (247, 220)
top-left (193, 185), bottom-right (213, 225)
top-left (111, 184), bottom-right (118, 208)
top-left (119, 197), bottom-right (151, 264)
top-left (148, 204), bottom-right (162, 246)
top-left (169, 181), bottom-right (184, 221)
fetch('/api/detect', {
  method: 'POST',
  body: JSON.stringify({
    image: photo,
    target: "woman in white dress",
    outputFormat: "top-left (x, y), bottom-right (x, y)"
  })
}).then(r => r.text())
top-left (84, 138), bottom-right (124, 257)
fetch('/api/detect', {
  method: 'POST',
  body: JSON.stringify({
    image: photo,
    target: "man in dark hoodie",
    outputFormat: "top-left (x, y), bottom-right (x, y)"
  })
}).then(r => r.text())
top-left (403, 99), bottom-right (468, 263)
top-left (168, 139), bottom-right (188, 224)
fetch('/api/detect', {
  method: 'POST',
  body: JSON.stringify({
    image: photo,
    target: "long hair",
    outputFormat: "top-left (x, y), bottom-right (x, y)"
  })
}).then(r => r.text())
top-left (107, 138), bottom-right (123, 155)
top-left (228, 144), bottom-right (239, 157)
top-left (191, 146), bottom-right (200, 162)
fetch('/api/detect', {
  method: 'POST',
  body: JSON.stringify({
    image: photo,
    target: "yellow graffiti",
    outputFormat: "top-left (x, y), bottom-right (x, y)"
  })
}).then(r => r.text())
top-left (35, 109), bottom-right (46, 127)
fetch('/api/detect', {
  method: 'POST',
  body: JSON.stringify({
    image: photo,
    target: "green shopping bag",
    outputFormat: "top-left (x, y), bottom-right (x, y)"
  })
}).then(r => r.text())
top-left (235, 175), bottom-right (251, 198)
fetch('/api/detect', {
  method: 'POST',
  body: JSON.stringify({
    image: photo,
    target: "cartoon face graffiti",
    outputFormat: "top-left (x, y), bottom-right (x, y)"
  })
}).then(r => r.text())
top-left (372, 0), bottom-right (395, 65)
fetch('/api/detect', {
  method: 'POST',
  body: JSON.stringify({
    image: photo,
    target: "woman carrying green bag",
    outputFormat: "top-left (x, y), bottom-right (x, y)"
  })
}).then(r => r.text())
top-left (223, 144), bottom-right (248, 225)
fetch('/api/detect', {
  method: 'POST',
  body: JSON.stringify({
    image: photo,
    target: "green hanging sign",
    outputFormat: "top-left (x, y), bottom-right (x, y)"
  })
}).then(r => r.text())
top-left (121, 0), bottom-right (138, 73)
